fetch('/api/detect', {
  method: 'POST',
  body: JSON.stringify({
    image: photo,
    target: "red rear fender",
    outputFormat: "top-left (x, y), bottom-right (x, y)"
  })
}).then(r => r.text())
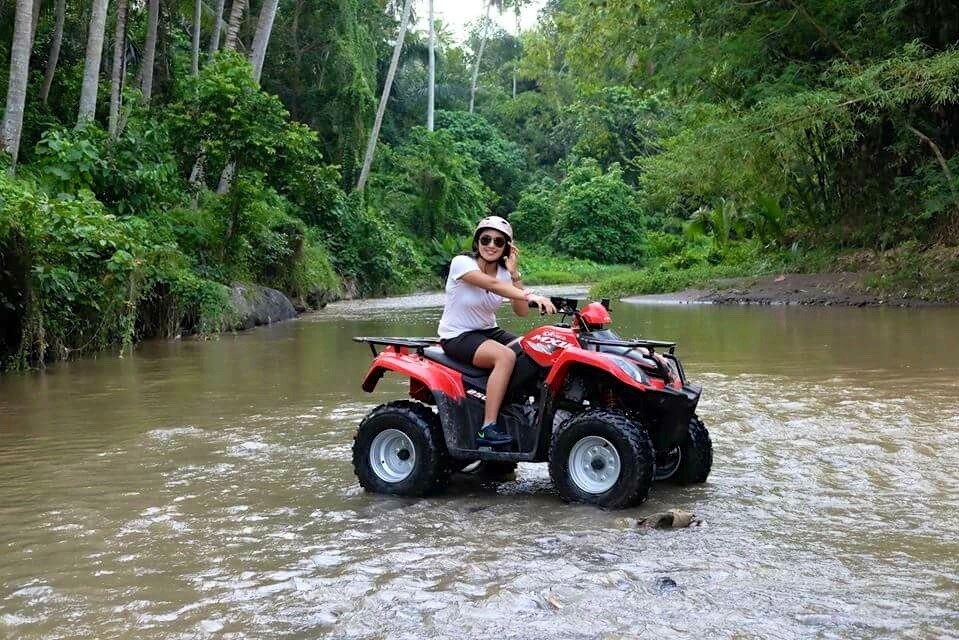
top-left (361, 350), bottom-right (465, 400)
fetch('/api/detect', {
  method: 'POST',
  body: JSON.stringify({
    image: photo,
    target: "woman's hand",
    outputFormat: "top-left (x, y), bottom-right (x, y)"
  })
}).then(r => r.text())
top-left (506, 242), bottom-right (520, 278)
top-left (529, 294), bottom-right (557, 315)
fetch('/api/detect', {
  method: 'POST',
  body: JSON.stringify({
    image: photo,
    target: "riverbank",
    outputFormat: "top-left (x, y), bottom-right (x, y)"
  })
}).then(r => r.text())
top-left (622, 271), bottom-right (949, 307)
top-left (596, 245), bottom-right (959, 308)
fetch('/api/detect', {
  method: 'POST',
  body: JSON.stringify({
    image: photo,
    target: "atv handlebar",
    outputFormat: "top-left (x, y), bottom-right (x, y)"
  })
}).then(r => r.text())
top-left (528, 296), bottom-right (579, 314)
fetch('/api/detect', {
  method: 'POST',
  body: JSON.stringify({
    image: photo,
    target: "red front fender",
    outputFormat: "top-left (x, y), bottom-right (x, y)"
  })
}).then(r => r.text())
top-left (545, 347), bottom-right (655, 393)
top-left (361, 349), bottom-right (465, 400)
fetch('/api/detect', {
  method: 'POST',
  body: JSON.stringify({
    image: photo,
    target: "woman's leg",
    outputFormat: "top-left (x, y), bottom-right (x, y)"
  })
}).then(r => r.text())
top-left (472, 339), bottom-right (516, 425)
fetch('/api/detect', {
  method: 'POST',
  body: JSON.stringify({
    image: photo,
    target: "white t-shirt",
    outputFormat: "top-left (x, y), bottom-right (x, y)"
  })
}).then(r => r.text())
top-left (437, 255), bottom-right (512, 339)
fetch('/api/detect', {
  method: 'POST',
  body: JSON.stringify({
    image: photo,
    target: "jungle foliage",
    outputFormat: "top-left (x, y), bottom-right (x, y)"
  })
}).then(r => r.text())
top-left (2, 0), bottom-right (958, 369)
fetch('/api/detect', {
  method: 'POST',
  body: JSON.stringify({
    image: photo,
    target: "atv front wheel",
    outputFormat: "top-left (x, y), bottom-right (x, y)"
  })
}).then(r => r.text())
top-left (548, 409), bottom-right (654, 509)
top-left (668, 417), bottom-right (712, 484)
top-left (352, 401), bottom-right (450, 496)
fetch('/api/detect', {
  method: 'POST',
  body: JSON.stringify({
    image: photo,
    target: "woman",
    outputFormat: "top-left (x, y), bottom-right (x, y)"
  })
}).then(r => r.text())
top-left (438, 216), bottom-right (557, 447)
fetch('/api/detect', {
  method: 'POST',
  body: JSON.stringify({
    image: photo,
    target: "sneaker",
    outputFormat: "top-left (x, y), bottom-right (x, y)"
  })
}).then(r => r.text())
top-left (476, 422), bottom-right (513, 447)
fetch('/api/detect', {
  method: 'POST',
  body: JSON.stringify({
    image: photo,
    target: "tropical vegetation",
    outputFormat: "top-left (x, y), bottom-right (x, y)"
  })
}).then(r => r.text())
top-left (2, 0), bottom-right (958, 370)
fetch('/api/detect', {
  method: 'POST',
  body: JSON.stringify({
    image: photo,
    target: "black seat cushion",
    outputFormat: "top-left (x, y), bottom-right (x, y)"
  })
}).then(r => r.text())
top-left (423, 347), bottom-right (489, 379)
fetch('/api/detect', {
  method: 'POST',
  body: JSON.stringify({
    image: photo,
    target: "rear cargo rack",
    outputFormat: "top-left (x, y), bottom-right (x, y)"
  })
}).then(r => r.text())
top-left (353, 336), bottom-right (440, 357)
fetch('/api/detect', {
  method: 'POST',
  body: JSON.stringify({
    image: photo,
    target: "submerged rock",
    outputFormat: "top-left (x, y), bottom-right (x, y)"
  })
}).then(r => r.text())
top-left (226, 283), bottom-right (298, 330)
top-left (653, 576), bottom-right (680, 593)
top-left (618, 509), bottom-right (705, 529)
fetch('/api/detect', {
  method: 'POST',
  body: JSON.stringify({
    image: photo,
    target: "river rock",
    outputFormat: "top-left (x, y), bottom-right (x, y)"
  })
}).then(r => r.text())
top-left (227, 283), bottom-right (298, 330)
top-left (618, 509), bottom-right (704, 529)
top-left (653, 576), bottom-right (680, 593)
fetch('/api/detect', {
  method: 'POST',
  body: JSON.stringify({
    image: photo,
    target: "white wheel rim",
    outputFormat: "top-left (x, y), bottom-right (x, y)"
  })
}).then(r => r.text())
top-left (369, 429), bottom-right (416, 483)
top-left (655, 447), bottom-right (682, 481)
top-left (568, 436), bottom-right (621, 494)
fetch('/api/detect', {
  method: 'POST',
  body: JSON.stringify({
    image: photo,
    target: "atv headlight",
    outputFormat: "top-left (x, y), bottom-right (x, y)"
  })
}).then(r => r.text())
top-left (611, 356), bottom-right (648, 385)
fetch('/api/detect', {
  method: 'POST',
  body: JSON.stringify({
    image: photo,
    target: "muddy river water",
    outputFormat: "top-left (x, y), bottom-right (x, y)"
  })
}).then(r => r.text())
top-left (1, 290), bottom-right (958, 639)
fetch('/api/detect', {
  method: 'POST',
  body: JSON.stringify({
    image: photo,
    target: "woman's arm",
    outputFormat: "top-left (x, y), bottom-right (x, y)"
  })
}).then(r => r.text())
top-left (510, 272), bottom-right (529, 316)
top-left (505, 244), bottom-right (528, 316)
top-left (459, 270), bottom-right (557, 314)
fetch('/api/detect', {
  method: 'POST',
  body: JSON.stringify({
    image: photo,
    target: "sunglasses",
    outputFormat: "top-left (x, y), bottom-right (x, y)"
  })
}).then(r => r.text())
top-left (479, 235), bottom-right (507, 248)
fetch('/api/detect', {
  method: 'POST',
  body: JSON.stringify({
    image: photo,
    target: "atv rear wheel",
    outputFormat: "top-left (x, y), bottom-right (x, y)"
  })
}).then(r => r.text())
top-left (353, 400), bottom-right (450, 496)
top-left (669, 417), bottom-right (712, 484)
top-left (548, 409), bottom-right (654, 509)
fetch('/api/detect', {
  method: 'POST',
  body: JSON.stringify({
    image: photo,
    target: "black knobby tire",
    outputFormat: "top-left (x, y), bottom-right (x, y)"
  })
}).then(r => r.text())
top-left (548, 409), bottom-right (654, 509)
top-left (352, 400), bottom-right (451, 497)
top-left (671, 416), bottom-right (712, 484)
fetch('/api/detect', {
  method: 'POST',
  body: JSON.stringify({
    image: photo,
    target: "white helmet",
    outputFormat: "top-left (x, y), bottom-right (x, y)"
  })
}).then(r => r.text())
top-left (473, 216), bottom-right (513, 241)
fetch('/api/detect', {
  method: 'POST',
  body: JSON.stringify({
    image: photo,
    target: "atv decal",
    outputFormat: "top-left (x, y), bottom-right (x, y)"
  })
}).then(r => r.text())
top-left (527, 331), bottom-right (575, 353)
top-left (467, 389), bottom-right (487, 401)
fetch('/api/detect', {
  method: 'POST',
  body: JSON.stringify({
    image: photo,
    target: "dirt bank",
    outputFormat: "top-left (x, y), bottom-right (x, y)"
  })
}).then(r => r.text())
top-left (623, 272), bottom-right (946, 307)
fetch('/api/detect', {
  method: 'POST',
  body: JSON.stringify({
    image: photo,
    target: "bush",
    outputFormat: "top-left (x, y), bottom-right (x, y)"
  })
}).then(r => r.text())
top-left (589, 263), bottom-right (755, 299)
top-left (322, 192), bottom-right (431, 295)
top-left (510, 178), bottom-right (557, 244)
top-left (552, 163), bottom-right (647, 263)
top-left (368, 128), bottom-right (491, 239)
top-left (435, 110), bottom-right (527, 215)
top-left (486, 91), bottom-right (566, 170)
top-left (521, 248), bottom-right (632, 284)
top-left (0, 173), bottom-right (227, 370)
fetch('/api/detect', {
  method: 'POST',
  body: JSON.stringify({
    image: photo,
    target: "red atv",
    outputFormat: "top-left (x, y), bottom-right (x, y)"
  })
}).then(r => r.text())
top-left (352, 297), bottom-right (711, 509)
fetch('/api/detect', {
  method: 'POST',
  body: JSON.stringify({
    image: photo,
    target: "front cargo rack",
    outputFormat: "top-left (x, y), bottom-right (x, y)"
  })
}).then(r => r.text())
top-left (578, 336), bottom-right (683, 382)
top-left (353, 336), bottom-right (440, 357)
top-left (578, 336), bottom-right (677, 355)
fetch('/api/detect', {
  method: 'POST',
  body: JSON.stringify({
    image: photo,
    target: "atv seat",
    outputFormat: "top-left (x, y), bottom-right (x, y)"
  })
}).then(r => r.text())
top-left (423, 347), bottom-right (488, 379)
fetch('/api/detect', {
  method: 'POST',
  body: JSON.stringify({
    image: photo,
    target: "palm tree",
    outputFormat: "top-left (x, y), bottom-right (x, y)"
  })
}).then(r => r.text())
top-left (2, 0), bottom-right (35, 172)
top-left (427, 0), bottom-right (435, 131)
top-left (108, 0), bottom-right (128, 137)
top-left (29, 0), bottom-right (43, 49)
top-left (512, 0), bottom-right (520, 98)
top-left (39, 0), bottom-right (66, 103)
top-left (78, 0), bottom-right (110, 124)
top-left (191, 0), bottom-right (202, 74)
top-left (216, 0), bottom-right (280, 193)
top-left (356, 0), bottom-right (414, 191)
top-left (249, 0), bottom-right (279, 81)
top-left (468, 0), bottom-right (502, 114)
top-left (140, 0), bottom-right (159, 103)
top-left (224, 0), bottom-right (248, 50)
top-left (207, 0), bottom-right (227, 57)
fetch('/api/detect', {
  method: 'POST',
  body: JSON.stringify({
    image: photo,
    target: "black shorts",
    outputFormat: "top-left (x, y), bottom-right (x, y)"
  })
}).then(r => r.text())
top-left (441, 327), bottom-right (518, 367)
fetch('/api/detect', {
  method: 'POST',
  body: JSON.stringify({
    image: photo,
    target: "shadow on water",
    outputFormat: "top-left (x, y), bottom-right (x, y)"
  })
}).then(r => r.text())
top-left (1, 293), bottom-right (958, 638)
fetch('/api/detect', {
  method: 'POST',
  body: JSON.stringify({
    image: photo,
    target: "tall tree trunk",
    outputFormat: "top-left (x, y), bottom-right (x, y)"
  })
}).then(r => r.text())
top-left (512, 3), bottom-right (519, 99)
top-left (108, 0), bottom-right (127, 137)
top-left (427, 0), bottom-right (435, 131)
top-left (78, 0), bottom-right (110, 125)
top-left (207, 0), bottom-right (226, 57)
top-left (28, 0), bottom-right (42, 47)
top-left (249, 0), bottom-right (278, 82)
top-left (195, 0), bottom-right (230, 203)
top-left (38, 0), bottom-right (64, 103)
top-left (290, 0), bottom-right (303, 119)
top-left (140, 0), bottom-right (159, 103)
top-left (469, 2), bottom-right (491, 114)
top-left (224, 0), bottom-right (247, 51)
top-left (3, 0), bottom-right (35, 172)
top-left (217, 0), bottom-right (279, 194)
top-left (355, 0), bottom-right (413, 191)
top-left (191, 0), bottom-right (201, 74)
